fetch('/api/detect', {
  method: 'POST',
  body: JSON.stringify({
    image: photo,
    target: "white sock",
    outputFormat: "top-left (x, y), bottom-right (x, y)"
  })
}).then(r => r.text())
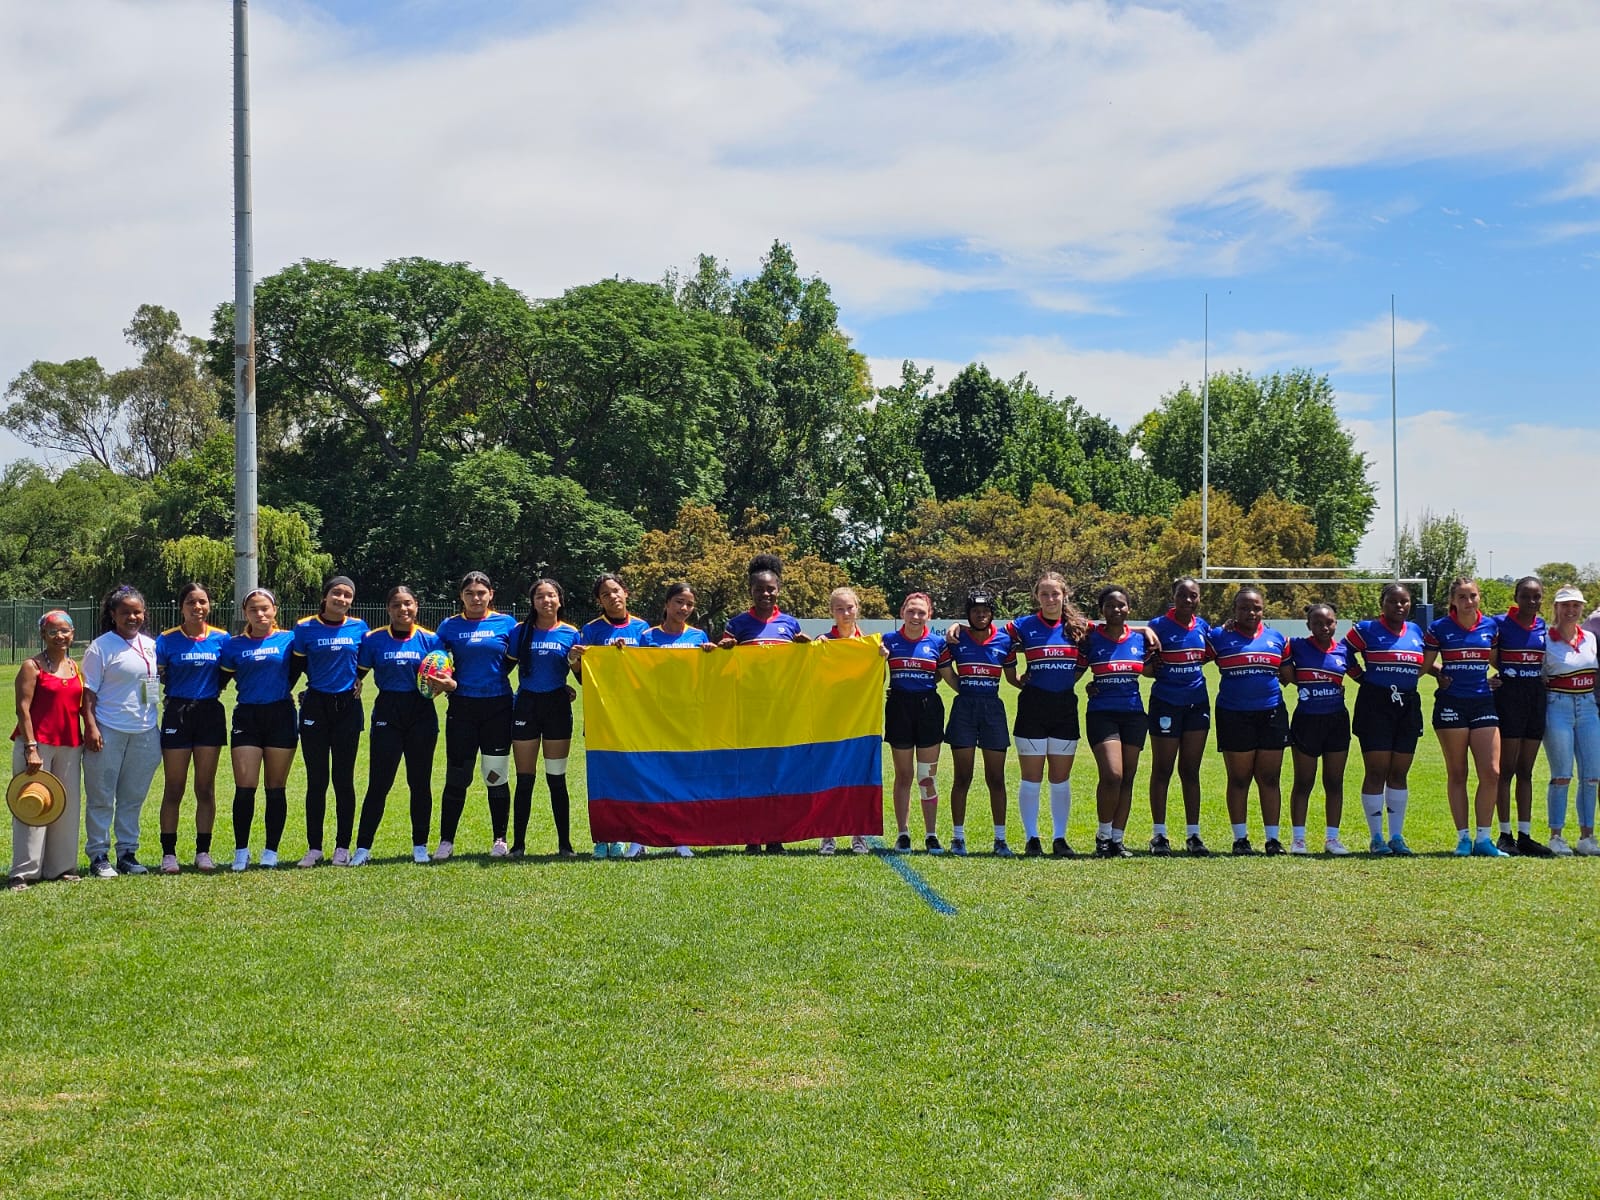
top-left (1385, 787), bottom-right (1409, 838)
top-left (1476, 826), bottom-right (1491, 840)
top-left (1264, 824), bottom-right (1280, 842)
top-left (1152, 822), bottom-right (1168, 839)
top-left (1518, 821), bottom-right (1531, 836)
top-left (1097, 822), bottom-right (1113, 839)
top-left (1018, 781), bottom-right (1041, 840)
top-left (1111, 828), bottom-right (1125, 843)
top-left (1327, 825), bottom-right (1340, 841)
top-left (1291, 825), bottom-right (1305, 841)
top-left (1498, 820), bottom-right (1512, 835)
top-left (1186, 823), bottom-right (1200, 837)
top-left (1231, 822), bottom-right (1248, 839)
top-left (1361, 792), bottom-right (1384, 837)
top-left (1456, 827), bottom-right (1471, 838)
top-left (993, 823), bottom-right (1006, 842)
top-left (952, 824), bottom-right (965, 840)
top-left (1049, 780), bottom-right (1072, 839)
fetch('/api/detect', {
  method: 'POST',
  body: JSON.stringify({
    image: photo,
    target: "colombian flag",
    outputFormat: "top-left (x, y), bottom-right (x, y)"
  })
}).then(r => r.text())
top-left (582, 637), bottom-right (886, 846)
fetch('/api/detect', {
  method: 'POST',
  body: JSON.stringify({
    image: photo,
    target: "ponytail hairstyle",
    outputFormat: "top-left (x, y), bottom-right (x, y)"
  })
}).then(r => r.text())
top-left (1305, 600), bottom-right (1337, 621)
top-left (319, 575), bottom-right (356, 616)
top-left (1379, 581), bottom-right (1411, 609)
top-left (99, 584), bottom-right (146, 635)
top-left (1037, 569), bottom-right (1090, 640)
top-left (664, 581), bottom-right (695, 605)
top-left (386, 584), bottom-right (419, 605)
top-left (1171, 575), bottom-right (1200, 597)
top-left (176, 580), bottom-right (211, 612)
top-left (520, 577), bottom-right (567, 662)
top-left (458, 570), bottom-right (493, 593)
top-left (592, 572), bottom-right (628, 600)
top-left (1446, 576), bottom-right (1477, 616)
top-left (1509, 574), bottom-right (1542, 620)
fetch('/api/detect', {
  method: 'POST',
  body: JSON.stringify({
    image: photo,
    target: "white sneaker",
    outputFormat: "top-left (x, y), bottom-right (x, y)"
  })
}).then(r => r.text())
top-left (231, 848), bottom-right (251, 872)
top-left (298, 849), bottom-right (323, 869)
top-left (331, 847), bottom-right (351, 866)
top-left (160, 854), bottom-right (181, 875)
top-left (412, 845), bottom-right (431, 864)
top-left (490, 839), bottom-right (509, 858)
top-left (675, 845), bottom-right (694, 858)
top-left (350, 847), bottom-right (370, 866)
top-left (851, 836), bottom-right (870, 855)
top-left (433, 840), bottom-right (454, 862)
top-left (1324, 836), bottom-right (1351, 856)
top-left (1576, 836), bottom-right (1600, 856)
top-left (818, 837), bottom-right (837, 855)
top-left (259, 849), bottom-right (279, 868)
top-left (1289, 838), bottom-right (1309, 855)
top-left (194, 852), bottom-right (217, 873)
top-left (623, 842), bottom-right (645, 859)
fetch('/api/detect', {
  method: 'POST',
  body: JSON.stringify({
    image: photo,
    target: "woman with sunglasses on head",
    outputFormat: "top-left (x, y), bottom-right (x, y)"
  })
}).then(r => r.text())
top-left (1492, 576), bottom-right (1552, 855)
top-left (1423, 576), bottom-right (1504, 857)
top-left (1147, 576), bottom-right (1214, 855)
top-left (1342, 582), bottom-right (1426, 855)
top-left (292, 576), bottom-right (371, 867)
top-left (1281, 602), bottom-right (1352, 855)
top-left (1081, 585), bottom-right (1159, 858)
top-left (81, 585), bottom-right (161, 878)
top-left (9, 611), bottom-right (86, 890)
top-left (1542, 586), bottom-right (1600, 856)
top-left (153, 582), bottom-right (229, 874)
top-left (882, 593), bottom-right (947, 854)
top-left (219, 588), bottom-right (300, 870)
top-left (351, 586), bottom-right (442, 866)
top-left (1207, 586), bottom-right (1290, 855)
top-left (432, 571), bottom-right (520, 861)
top-left (508, 578), bottom-right (580, 858)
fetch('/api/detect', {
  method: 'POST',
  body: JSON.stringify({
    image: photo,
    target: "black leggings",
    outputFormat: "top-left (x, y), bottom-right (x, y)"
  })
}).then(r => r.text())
top-left (300, 689), bottom-right (365, 851)
top-left (440, 695), bottom-right (514, 843)
top-left (357, 691), bottom-right (439, 850)
top-left (233, 786), bottom-right (288, 852)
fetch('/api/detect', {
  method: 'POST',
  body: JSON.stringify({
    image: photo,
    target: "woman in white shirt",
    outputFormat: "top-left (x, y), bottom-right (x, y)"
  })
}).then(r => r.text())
top-left (81, 585), bottom-right (163, 877)
top-left (1541, 585), bottom-right (1600, 855)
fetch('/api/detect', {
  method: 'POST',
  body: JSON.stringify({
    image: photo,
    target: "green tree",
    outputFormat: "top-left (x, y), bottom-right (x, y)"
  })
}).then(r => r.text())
top-left (987, 376), bottom-right (1090, 503)
top-left (1136, 368), bottom-right (1376, 559)
top-left (0, 462), bottom-right (148, 596)
top-left (1072, 413), bottom-right (1181, 516)
top-left (915, 363), bottom-right (1014, 501)
top-left (0, 358), bottom-right (121, 471)
top-left (1392, 508), bottom-right (1475, 611)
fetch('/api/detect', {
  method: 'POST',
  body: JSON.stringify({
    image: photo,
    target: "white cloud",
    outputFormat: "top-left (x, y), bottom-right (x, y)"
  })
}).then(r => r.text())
top-left (1548, 160), bottom-right (1600, 201)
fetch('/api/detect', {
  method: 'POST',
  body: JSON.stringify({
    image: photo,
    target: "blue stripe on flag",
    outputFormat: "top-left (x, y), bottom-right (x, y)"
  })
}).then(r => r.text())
top-left (586, 735), bottom-right (882, 806)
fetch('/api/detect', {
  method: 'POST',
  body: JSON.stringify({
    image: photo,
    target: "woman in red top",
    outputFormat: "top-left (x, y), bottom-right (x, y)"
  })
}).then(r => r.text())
top-left (9, 610), bottom-right (89, 889)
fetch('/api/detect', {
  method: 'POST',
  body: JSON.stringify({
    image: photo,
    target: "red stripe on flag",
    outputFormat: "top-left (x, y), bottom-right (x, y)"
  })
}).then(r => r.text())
top-left (589, 785), bottom-right (885, 846)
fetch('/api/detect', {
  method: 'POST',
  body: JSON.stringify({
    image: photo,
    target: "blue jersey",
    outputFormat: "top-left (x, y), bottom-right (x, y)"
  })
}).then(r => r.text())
top-left (1342, 619), bottom-right (1425, 693)
top-left (938, 625), bottom-right (1015, 697)
top-left (882, 627), bottom-right (945, 694)
top-left (435, 612), bottom-right (518, 699)
top-left (1148, 610), bottom-right (1212, 705)
top-left (1082, 625), bottom-right (1149, 713)
top-left (579, 615), bottom-right (651, 648)
top-left (1286, 637), bottom-right (1349, 715)
top-left (724, 608), bottom-right (803, 645)
top-left (358, 625), bottom-right (443, 694)
top-left (511, 620), bottom-right (579, 692)
top-left (1005, 612), bottom-right (1080, 694)
top-left (220, 630), bottom-right (296, 706)
top-left (155, 625), bottom-right (228, 701)
top-left (1494, 610), bottom-right (1546, 682)
top-left (1208, 625), bottom-right (1287, 712)
top-left (1426, 612), bottom-right (1498, 699)
top-left (292, 614), bottom-right (370, 694)
top-left (643, 625), bottom-right (710, 648)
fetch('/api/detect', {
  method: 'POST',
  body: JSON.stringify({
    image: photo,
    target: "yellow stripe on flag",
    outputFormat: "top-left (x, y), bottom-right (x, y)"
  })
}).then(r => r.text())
top-left (583, 635), bottom-right (886, 754)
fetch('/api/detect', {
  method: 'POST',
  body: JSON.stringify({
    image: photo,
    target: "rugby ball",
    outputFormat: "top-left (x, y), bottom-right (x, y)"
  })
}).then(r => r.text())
top-left (417, 650), bottom-right (454, 695)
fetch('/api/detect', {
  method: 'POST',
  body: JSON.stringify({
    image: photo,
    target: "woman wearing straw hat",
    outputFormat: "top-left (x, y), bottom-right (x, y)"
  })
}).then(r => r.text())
top-left (8, 610), bottom-right (87, 890)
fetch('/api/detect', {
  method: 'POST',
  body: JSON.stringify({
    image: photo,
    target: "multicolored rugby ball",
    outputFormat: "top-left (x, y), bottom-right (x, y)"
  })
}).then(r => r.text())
top-left (417, 650), bottom-right (454, 696)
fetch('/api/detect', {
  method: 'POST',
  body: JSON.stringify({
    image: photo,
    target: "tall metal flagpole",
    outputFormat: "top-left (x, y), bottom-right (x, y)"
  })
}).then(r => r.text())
top-left (233, 1), bottom-right (259, 610)
top-left (1391, 295), bottom-right (1399, 584)
top-left (1201, 293), bottom-right (1210, 582)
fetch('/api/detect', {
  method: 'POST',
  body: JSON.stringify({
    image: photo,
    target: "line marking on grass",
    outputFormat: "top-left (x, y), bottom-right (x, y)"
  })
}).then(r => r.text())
top-left (869, 836), bottom-right (957, 916)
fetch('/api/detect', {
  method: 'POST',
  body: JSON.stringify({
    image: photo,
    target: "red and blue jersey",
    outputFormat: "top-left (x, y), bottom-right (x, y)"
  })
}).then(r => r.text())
top-left (1342, 618), bottom-right (1425, 693)
top-left (1208, 625), bottom-right (1287, 712)
top-left (358, 625), bottom-right (443, 694)
top-left (219, 630), bottom-right (296, 706)
top-left (1082, 624), bottom-right (1149, 713)
top-left (643, 625), bottom-right (710, 648)
top-left (883, 627), bottom-right (945, 694)
top-left (1004, 612), bottom-right (1080, 694)
top-left (155, 625), bottom-right (228, 701)
top-left (1286, 637), bottom-right (1348, 715)
top-left (724, 607), bottom-right (802, 645)
top-left (510, 620), bottom-right (579, 693)
top-left (1494, 609), bottom-right (1546, 682)
top-left (938, 625), bottom-right (1015, 697)
top-left (292, 614), bottom-right (370, 694)
top-left (1426, 612), bottom-right (1498, 699)
top-left (1148, 610), bottom-right (1212, 705)
top-left (435, 611), bottom-right (518, 699)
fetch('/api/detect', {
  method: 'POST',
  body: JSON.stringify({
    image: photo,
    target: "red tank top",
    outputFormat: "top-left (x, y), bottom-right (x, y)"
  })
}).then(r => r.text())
top-left (11, 659), bottom-right (84, 747)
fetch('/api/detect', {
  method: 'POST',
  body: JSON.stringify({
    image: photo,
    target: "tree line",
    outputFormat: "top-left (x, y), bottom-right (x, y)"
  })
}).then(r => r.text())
top-left (4, 241), bottom-right (1394, 625)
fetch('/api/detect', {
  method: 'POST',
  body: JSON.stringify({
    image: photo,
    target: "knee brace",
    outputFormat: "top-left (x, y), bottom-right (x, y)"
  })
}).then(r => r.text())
top-left (544, 756), bottom-right (568, 777)
top-left (916, 761), bottom-right (937, 798)
top-left (480, 754), bottom-right (510, 788)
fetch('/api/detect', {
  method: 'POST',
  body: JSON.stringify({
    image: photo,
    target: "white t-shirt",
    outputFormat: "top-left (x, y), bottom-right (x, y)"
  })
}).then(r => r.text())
top-left (82, 629), bottom-right (160, 733)
top-left (1543, 627), bottom-right (1599, 696)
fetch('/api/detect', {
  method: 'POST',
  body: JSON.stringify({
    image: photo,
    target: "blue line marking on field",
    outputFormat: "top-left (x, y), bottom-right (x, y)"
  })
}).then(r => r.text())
top-left (869, 836), bottom-right (957, 916)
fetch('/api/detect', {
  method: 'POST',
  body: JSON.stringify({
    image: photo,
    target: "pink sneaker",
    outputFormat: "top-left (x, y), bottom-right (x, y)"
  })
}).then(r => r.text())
top-left (159, 854), bottom-right (180, 875)
top-left (490, 839), bottom-right (509, 858)
top-left (331, 847), bottom-right (351, 866)
top-left (297, 849), bottom-right (323, 869)
top-left (194, 852), bottom-right (217, 873)
top-left (433, 840), bottom-right (454, 862)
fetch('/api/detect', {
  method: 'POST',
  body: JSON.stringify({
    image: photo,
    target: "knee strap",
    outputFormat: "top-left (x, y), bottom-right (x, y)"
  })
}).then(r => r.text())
top-left (480, 754), bottom-right (510, 788)
top-left (544, 756), bottom-right (568, 777)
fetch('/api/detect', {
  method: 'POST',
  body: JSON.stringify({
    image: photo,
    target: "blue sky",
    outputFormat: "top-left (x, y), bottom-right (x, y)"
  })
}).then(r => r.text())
top-left (2, 0), bottom-right (1598, 574)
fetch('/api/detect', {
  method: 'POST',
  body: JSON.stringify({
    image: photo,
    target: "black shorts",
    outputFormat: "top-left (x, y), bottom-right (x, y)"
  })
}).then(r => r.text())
top-left (160, 697), bottom-right (227, 750)
top-left (298, 688), bottom-right (365, 748)
top-left (1352, 685), bottom-right (1423, 755)
top-left (1085, 708), bottom-right (1148, 748)
top-left (370, 689), bottom-right (439, 738)
top-left (1290, 708), bottom-right (1351, 757)
top-left (945, 693), bottom-right (1010, 751)
top-left (445, 693), bottom-right (514, 760)
top-left (231, 698), bottom-right (298, 750)
top-left (1432, 692), bottom-right (1499, 730)
top-left (513, 688), bottom-right (574, 741)
top-left (1013, 686), bottom-right (1080, 741)
top-left (1495, 680), bottom-right (1546, 740)
top-left (885, 690), bottom-right (945, 750)
top-left (1216, 704), bottom-right (1290, 753)
top-left (1148, 695), bottom-right (1211, 739)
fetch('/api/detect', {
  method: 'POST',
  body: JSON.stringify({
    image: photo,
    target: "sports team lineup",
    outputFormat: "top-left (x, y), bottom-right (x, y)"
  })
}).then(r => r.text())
top-left (9, 549), bottom-right (1600, 889)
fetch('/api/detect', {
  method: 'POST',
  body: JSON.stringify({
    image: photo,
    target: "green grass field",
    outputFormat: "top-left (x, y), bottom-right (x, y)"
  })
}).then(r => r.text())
top-left (3, 670), bottom-right (1599, 1198)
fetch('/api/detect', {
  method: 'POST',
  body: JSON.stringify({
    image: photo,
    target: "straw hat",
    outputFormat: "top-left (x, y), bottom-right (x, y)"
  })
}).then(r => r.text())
top-left (6, 768), bottom-right (67, 827)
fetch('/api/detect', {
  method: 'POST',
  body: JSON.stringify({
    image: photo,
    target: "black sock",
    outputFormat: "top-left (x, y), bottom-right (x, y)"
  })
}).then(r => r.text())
top-left (488, 783), bottom-right (511, 840)
top-left (196, 831), bottom-right (212, 854)
top-left (265, 787), bottom-right (288, 852)
top-left (513, 775), bottom-right (536, 849)
top-left (548, 774), bottom-right (571, 849)
top-left (232, 786), bottom-right (257, 851)
top-left (160, 832), bottom-right (177, 855)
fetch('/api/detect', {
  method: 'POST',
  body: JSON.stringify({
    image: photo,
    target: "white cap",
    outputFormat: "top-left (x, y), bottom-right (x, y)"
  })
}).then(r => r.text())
top-left (1554, 586), bottom-right (1586, 605)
